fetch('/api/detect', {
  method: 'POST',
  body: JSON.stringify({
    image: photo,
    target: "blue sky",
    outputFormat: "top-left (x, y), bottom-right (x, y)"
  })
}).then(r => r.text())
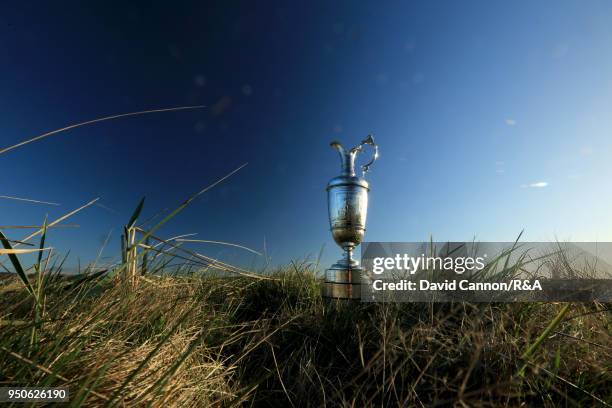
top-left (2, 1), bottom-right (612, 271)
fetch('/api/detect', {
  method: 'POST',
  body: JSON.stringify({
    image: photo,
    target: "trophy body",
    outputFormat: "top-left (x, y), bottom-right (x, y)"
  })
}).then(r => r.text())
top-left (322, 135), bottom-right (378, 299)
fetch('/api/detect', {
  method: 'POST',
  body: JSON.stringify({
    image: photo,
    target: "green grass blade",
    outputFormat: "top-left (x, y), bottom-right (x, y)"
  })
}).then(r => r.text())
top-left (31, 216), bottom-right (48, 351)
top-left (519, 303), bottom-right (572, 376)
top-left (36, 216), bottom-right (48, 269)
top-left (120, 232), bottom-right (127, 264)
top-left (126, 197), bottom-right (145, 229)
top-left (0, 230), bottom-right (37, 301)
top-left (141, 236), bottom-right (150, 275)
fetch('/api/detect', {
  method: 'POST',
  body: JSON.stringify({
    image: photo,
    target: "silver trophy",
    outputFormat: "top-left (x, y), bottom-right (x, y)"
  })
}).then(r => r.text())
top-left (322, 135), bottom-right (379, 299)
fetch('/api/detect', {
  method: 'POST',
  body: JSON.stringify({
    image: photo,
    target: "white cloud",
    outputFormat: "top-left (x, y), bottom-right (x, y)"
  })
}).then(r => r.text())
top-left (495, 161), bottom-right (505, 174)
top-left (505, 118), bottom-right (516, 126)
top-left (521, 181), bottom-right (548, 188)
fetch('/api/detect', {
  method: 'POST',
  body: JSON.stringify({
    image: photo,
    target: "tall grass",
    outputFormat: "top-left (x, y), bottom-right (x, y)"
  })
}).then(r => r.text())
top-left (1, 110), bottom-right (610, 406)
top-left (1, 231), bottom-right (610, 406)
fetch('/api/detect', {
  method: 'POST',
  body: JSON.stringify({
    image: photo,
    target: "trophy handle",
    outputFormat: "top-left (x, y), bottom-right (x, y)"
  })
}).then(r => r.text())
top-left (354, 134), bottom-right (379, 176)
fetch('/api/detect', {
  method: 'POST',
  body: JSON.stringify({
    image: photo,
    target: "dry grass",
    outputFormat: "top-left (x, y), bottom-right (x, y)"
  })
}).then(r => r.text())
top-left (0, 114), bottom-right (610, 405)
top-left (0, 190), bottom-right (609, 407)
top-left (1, 267), bottom-right (610, 407)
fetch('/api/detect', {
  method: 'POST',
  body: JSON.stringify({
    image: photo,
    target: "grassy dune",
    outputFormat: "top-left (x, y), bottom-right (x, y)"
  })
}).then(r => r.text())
top-left (1, 266), bottom-right (610, 407)
top-left (0, 113), bottom-right (610, 406)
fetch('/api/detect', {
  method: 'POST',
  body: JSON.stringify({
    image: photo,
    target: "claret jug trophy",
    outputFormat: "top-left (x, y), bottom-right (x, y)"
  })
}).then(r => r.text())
top-left (322, 135), bottom-right (379, 299)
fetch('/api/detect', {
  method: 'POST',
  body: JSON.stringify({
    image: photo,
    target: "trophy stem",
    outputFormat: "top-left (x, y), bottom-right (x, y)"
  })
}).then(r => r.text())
top-left (344, 247), bottom-right (355, 266)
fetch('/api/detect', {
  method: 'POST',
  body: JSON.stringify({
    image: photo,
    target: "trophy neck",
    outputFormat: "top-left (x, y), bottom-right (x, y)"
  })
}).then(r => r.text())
top-left (344, 247), bottom-right (356, 264)
top-left (330, 141), bottom-right (358, 176)
top-left (340, 151), bottom-right (357, 177)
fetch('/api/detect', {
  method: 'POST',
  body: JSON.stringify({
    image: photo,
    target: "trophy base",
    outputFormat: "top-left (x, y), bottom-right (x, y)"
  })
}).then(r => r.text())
top-left (321, 265), bottom-right (363, 300)
top-left (321, 281), bottom-right (362, 299)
